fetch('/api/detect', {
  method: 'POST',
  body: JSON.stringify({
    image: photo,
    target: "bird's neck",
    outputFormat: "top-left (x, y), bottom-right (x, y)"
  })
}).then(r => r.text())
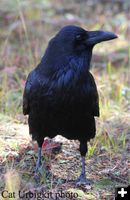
top-left (68, 50), bottom-right (92, 73)
top-left (40, 49), bottom-right (93, 78)
top-left (37, 49), bottom-right (93, 91)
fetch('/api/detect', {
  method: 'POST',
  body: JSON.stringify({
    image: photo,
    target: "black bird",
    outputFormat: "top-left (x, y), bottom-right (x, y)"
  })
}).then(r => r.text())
top-left (23, 25), bottom-right (117, 184)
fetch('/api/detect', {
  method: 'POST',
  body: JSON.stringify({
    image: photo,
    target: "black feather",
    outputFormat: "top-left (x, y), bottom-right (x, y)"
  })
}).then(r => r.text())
top-left (23, 25), bottom-right (117, 181)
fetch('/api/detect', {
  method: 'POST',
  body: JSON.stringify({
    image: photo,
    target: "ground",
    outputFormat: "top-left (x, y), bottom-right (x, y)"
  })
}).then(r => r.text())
top-left (0, 110), bottom-right (129, 199)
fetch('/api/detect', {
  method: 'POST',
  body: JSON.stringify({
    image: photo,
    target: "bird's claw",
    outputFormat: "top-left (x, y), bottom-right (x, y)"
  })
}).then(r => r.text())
top-left (34, 163), bottom-right (51, 184)
top-left (76, 174), bottom-right (93, 186)
top-left (34, 172), bottom-right (40, 183)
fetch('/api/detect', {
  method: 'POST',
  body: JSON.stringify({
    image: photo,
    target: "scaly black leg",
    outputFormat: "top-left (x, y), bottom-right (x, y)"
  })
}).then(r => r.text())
top-left (35, 147), bottom-right (42, 173)
top-left (34, 140), bottom-right (50, 180)
top-left (76, 141), bottom-right (92, 186)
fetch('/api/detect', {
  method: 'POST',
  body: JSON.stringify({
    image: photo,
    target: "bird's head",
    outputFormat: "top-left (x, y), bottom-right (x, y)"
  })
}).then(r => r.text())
top-left (48, 25), bottom-right (117, 55)
top-left (42, 25), bottom-right (117, 75)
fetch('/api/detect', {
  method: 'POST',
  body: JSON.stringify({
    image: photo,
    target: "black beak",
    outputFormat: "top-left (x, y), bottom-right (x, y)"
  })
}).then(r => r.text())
top-left (86, 30), bottom-right (118, 46)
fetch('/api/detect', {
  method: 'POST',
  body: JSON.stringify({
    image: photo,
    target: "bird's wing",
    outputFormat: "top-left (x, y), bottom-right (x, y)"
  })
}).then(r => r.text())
top-left (89, 72), bottom-right (99, 117)
top-left (23, 72), bottom-right (33, 115)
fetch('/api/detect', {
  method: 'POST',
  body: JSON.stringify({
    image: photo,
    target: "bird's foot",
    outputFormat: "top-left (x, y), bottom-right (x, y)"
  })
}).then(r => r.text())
top-left (34, 161), bottom-right (42, 183)
top-left (76, 174), bottom-right (93, 186)
top-left (34, 162), bottom-right (51, 183)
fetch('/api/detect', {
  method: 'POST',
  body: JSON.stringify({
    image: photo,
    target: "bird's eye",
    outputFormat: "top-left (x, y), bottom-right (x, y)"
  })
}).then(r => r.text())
top-left (75, 34), bottom-right (82, 41)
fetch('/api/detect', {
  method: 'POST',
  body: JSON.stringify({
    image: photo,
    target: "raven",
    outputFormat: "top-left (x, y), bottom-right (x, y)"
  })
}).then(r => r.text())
top-left (23, 25), bottom-right (117, 184)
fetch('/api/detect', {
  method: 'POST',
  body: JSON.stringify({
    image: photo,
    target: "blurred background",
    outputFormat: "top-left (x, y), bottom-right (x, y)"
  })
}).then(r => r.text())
top-left (0, 0), bottom-right (129, 118)
top-left (0, 0), bottom-right (129, 198)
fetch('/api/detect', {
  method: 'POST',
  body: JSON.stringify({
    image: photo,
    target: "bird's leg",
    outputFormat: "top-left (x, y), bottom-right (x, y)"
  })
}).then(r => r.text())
top-left (76, 141), bottom-right (92, 185)
top-left (80, 156), bottom-right (86, 179)
top-left (34, 145), bottom-right (42, 183)
top-left (35, 147), bottom-right (42, 173)
top-left (35, 140), bottom-right (50, 178)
